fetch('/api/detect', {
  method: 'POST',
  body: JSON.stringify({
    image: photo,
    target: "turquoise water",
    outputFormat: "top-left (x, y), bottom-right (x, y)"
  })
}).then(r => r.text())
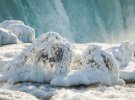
top-left (0, 0), bottom-right (135, 43)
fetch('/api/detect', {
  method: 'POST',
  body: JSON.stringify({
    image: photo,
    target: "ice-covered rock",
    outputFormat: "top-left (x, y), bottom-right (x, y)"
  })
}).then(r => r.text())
top-left (1, 32), bottom-right (131, 87)
top-left (120, 62), bottom-right (135, 82)
top-left (105, 42), bottom-right (135, 69)
top-left (0, 28), bottom-right (19, 46)
top-left (51, 44), bottom-right (125, 86)
top-left (0, 20), bottom-right (24, 28)
top-left (6, 24), bottom-right (35, 43)
top-left (0, 20), bottom-right (35, 43)
top-left (2, 32), bottom-right (72, 83)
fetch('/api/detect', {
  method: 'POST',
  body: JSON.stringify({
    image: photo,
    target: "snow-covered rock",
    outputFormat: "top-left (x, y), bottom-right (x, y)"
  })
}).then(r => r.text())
top-left (0, 20), bottom-right (35, 43)
top-left (0, 28), bottom-right (19, 46)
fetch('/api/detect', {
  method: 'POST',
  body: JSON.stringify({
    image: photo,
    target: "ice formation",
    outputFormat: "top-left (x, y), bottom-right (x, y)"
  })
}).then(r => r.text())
top-left (120, 62), bottom-right (135, 82)
top-left (1, 32), bottom-right (135, 87)
top-left (50, 43), bottom-right (125, 86)
top-left (1, 32), bottom-right (72, 83)
top-left (0, 20), bottom-right (35, 43)
top-left (0, 20), bottom-right (24, 28)
top-left (0, 28), bottom-right (19, 46)
top-left (0, 32), bottom-right (134, 100)
top-left (6, 24), bottom-right (35, 43)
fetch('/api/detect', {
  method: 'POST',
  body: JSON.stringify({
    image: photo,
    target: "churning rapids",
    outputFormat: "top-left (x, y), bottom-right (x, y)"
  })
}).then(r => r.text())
top-left (0, 30), bottom-right (135, 99)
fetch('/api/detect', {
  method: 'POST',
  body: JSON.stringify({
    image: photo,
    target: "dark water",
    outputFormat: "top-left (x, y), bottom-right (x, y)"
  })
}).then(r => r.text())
top-left (0, 0), bottom-right (135, 43)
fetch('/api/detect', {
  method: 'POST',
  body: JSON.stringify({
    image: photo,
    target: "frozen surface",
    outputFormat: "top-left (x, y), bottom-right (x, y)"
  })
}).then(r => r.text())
top-left (3, 82), bottom-right (135, 100)
top-left (51, 84), bottom-right (135, 100)
top-left (51, 85), bottom-right (135, 100)
top-left (0, 28), bottom-right (19, 46)
top-left (0, 20), bottom-right (35, 43)
top-left (0, 89), bottom-right (38, 100)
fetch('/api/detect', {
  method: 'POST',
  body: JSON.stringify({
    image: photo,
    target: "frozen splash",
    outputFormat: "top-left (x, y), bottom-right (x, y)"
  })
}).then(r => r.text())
top-left (1, 32), bottom-right (135, 87)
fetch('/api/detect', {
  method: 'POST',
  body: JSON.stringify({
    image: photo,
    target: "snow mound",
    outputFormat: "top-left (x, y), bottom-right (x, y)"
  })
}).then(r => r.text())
top-left (0, 28), bottom-right (19, 46)
top-left (0, 89), bottom-right (38, 100)
top-left (0, 20), bottom-right (35, 43)
top-left (2, 32), bottom-right (134, 87)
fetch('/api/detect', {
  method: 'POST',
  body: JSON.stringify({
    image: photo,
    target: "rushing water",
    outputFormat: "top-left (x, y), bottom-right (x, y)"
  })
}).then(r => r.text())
top-left (0, 0), bottom-right (135, 42)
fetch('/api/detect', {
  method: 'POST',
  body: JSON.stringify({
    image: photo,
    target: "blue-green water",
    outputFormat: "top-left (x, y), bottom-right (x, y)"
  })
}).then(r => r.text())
top-left (0, 0), bottom-right (135, 43)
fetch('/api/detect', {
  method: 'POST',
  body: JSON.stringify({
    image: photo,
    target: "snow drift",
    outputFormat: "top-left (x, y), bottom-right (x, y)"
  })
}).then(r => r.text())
top-left (1, 32), bottom-right (135, 87)
top-left (0, 20), bottom-right (35, 43)
top-left (0, 28), bottom-right (19, 46)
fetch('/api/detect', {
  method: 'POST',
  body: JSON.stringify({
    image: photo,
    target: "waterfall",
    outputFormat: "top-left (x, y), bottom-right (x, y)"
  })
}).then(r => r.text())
top-left (0, 0), bottom-right (135, 43)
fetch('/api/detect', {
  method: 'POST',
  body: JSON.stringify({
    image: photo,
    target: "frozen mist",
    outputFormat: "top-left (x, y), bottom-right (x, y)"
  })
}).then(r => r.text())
top-left (1, 0), bottom-right (135, 42)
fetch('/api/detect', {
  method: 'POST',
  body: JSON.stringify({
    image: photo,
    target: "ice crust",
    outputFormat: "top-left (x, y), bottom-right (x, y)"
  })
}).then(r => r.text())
top-left (1, 32), bottom-right (135, 87)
